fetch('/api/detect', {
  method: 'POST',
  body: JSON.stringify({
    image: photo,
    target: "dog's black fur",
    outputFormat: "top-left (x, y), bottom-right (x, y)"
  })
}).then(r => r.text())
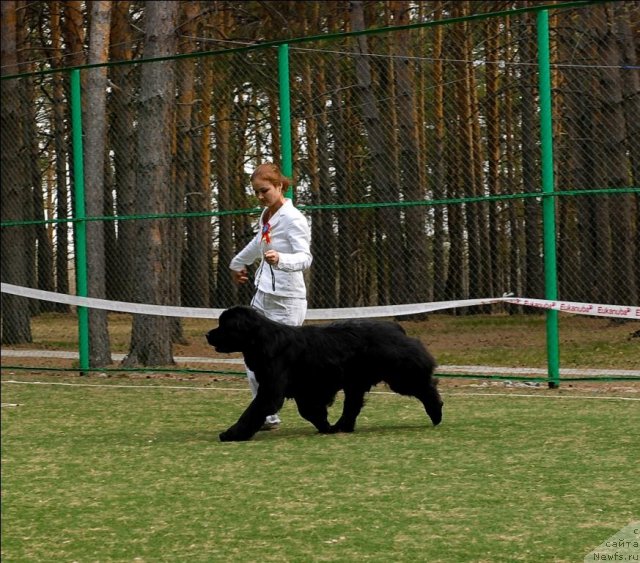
top-left (206, 306), bottom-right (443, 442)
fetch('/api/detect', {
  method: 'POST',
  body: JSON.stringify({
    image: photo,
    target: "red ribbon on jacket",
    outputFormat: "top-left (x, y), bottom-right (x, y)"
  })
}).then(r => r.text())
top-left (261, 222), bottom-right (271, 244)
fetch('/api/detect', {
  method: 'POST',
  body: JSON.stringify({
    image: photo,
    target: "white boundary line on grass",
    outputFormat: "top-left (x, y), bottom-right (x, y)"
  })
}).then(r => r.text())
top-left (0, 379), bottom-right (250, 392)
top-left (2, 379), bottom-right (638, 401)
top-left (3, 350), bottom-right (639, 378)
top-left (445, 391), bottom-right (639, 401)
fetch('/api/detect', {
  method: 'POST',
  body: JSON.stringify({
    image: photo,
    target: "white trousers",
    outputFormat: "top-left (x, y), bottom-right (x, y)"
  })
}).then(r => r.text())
top-left (247, 290), bottom-right (307, 424)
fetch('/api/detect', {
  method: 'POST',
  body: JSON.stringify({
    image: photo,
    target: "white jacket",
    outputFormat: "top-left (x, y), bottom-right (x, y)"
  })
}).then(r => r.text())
top-left (229, 199), bottom-right (312, 298)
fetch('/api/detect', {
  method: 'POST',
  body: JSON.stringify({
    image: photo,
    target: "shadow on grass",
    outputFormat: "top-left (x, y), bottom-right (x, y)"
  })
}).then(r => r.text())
top-left (246, 421), bottom-right (440, 442)
top-left (139, 424), bottom-right (439, 445)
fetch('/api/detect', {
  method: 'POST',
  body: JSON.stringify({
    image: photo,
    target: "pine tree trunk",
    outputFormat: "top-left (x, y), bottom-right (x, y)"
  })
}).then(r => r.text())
top-left (124, 1), bottom-right (179, 367)
top-left (350, 0), bottom-right (403, 305)
top-left (107, 0), bottom-right (136, 302)
top-left (391, 0), bottom-right (429, 306)
top-left (443, 5), bottom-right (468, 305)
top-left (303, 3), bottom-right (336, 308)
top-left (485, 14), bottom-right (501, 301)
top-left (84, 0), bottom-right (113, 367)
top-left (1, 0), bottom-right (32, 343)
top-left (432, 1), bottom-right (447, 302)
top-left (184, 53), bottom-right (214, 308)
top-left (596, 4), bottom-right (635, 305)
top-left (50, 1), bottom-right (70, 311)
top-left (519, 11), bottom-right (544, 304)
top-left (615, 3), bottom-right (640, 302)
top-left (214, 93), bottom-right (235, 308)
top-left (330, 55), bottom-right (349, 307)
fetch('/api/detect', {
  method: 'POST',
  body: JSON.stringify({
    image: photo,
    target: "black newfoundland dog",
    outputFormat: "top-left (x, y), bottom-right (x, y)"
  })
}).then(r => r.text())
top-left (206, 306), bottom-right (443, 442)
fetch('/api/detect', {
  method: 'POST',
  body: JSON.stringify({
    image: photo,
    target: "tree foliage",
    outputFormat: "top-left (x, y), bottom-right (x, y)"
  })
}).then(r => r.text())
top-left (1, 1), bottom-right (638, 363)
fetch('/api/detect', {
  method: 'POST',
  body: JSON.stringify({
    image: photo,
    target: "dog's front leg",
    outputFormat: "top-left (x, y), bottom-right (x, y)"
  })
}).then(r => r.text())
top-left (219, 378), bottom-right (286, 442)
top-left (219, 423), bottom-right (254, 442)
top-left (219, 397), bottom-right (272, 442)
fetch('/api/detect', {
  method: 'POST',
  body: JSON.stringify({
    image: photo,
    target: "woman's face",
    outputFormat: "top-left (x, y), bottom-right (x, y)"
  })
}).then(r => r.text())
top-left (252, 179), bottom-right (283, 209)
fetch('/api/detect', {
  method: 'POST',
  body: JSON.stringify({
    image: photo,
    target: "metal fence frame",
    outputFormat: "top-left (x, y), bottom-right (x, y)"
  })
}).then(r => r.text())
top-left (1, 1), bottom-right (638, 385)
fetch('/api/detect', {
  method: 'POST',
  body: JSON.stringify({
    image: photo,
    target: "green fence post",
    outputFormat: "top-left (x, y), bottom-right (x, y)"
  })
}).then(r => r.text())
top-left (537, 10), bottom-right (560, 389)
top-left (70, 69), bottom-right (90, 375)
top-left (278, 44), bottom-right (293, 199)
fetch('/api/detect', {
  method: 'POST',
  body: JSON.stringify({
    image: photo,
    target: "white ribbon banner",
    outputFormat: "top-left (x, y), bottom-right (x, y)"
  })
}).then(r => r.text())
top-left (1, 283), bottom-right (638, 321)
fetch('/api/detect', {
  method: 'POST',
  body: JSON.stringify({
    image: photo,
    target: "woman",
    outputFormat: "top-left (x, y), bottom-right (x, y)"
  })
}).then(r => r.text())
top-left (229, 162), bottom-right (312, 430)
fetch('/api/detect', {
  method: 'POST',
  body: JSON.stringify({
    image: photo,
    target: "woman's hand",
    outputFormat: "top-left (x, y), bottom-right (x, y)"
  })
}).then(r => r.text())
top-left (231, 268), bottom-right (249, 285)
top-left (264, 250), bottom-right (280, 266)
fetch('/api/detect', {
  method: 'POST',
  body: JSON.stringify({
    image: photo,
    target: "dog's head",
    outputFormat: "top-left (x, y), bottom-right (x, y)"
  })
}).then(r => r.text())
top-left (206, 306), bottom-right (264, 353)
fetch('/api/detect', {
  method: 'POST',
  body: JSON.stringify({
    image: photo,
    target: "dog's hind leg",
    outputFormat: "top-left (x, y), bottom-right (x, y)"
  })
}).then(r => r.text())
top-left (295, 399), bottom-right (333, 434)
top-left (415, 380), bottom-right (443, 426)
top-left (386, 370), bottom-right (443, 427)
top-left (330, 385), bottom-right (367, 433)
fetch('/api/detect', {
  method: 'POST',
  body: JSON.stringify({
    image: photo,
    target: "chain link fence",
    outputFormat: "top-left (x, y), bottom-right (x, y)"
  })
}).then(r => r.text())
top-left (1, 2), bottom-right (638, 377)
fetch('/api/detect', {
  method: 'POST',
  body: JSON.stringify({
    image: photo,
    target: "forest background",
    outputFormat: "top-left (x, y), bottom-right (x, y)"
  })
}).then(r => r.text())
top-left (1, 0), bottom-right (638, 368)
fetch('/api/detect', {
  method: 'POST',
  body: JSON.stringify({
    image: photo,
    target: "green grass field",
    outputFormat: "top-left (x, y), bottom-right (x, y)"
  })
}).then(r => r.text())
top-left (2, 377), bottom-right (638, 562)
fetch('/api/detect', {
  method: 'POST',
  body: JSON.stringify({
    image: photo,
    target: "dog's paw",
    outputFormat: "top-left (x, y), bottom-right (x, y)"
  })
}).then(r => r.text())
top-left (428, 404), bottom-right (443, 426)
top-left (219, 429), bottom-right (252, 442)
top-left (329, 423), bottom-right (355, 433)
top-left (423, 397), bottom-right (443, 427)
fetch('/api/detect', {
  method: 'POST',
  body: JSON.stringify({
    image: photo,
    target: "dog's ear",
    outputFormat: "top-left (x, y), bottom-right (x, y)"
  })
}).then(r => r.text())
top-left (231, 307), bottom-right (257, 332)
top-left (233, 306), bottom-right (275, 351)
top-left (220, 307), bottom-right (261, 345)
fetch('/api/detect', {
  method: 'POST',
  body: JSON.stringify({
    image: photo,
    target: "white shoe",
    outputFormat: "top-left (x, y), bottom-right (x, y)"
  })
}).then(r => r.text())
top-left (260, 414), bottom-right (281, 431)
